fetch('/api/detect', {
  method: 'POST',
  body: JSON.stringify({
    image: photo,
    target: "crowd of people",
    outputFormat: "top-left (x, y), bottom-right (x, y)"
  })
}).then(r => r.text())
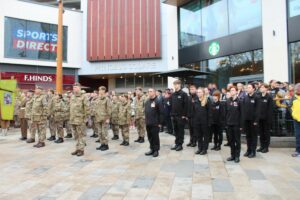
top-left (1, 79), bottom-right (300, 161)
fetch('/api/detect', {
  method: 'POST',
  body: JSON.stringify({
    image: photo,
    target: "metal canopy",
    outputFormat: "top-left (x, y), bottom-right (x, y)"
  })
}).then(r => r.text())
top-left (152, 67), bottom-right (211, 78)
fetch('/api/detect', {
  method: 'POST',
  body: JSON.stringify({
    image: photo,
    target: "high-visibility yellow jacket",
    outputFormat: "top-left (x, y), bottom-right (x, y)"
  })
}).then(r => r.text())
top-left (291, 95), bottom-right (300, 122)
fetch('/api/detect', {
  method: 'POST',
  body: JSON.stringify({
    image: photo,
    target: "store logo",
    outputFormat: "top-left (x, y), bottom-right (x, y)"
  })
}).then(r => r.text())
top-left (24, 75), bottom-right (53, 82)
top-left (209, 41), bottom-right (220, 56)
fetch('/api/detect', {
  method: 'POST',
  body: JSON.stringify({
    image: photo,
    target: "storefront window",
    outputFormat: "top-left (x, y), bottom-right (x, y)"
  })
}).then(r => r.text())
top-left (289, 0), bottom-right (300, 17)
top-left (290, 41), bottom-right (300, 83)
top-left (230, 52), bottom-right (253, 77)
top-left (228, 0), bottom-right (262, 34)
top-left (179, 0), bottom-right (202, 48)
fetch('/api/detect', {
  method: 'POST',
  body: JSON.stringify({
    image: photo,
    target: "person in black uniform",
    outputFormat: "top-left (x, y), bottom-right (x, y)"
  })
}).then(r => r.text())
top-left (242, 83), bottom-right (259, 158)
top-left (162, 89), bottom-right (173, 135)
top-left (193, 88), bottom-right (210, 155)
top-left (144, 88), bottom-right (164, 157)
top-left (210, 90), bottom-right (225, 151)
top-left (225, 86), bottom-right (242, 163)
top-left (256, 83), bottom-right (273, 153)
top-left (187, 85), bottom-right (197, 147)
top-left (170, 80), bottom-right (188, 151)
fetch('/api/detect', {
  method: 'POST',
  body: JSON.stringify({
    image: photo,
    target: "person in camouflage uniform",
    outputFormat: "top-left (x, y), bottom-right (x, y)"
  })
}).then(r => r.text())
top-left (90, 91), bottom-right (99, 138)
top-left (47, 90), bottom-right (56, 141)
top-left (31, 86), bottom-right (48, 148)
top-left (70, 83), bottom-right (90, 156)
top-left (49, 94), bottom-right (66, 143)
top-left (134, 87), bottom-right (147, 143)
top-left (118, 94), bottom-right (132, 146)
top-left (64, 92), bottom-right (73, 138)
top-left (26, 90), bottom-right (36, 143)
top-left (19, 92), bottom-right (29, 140)
top-left (111, 95), bottom-right (120, 140)
top-left (95, 86), bottom-right (111, 151)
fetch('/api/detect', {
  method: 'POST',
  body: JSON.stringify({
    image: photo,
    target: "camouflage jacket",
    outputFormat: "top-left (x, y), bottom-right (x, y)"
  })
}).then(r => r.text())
top-left (50, 99), bottom-right (67, 122)
top-left (25, 96), bottom-right (33, 120)
top-left (95, 96), bottom-right (111, 122)
top-left (90, 96), bottom-right (99, 117)
top-left (118, 101), bottom-right (131, 125)
top-left (31, 94), bottom-right (48, 122)
top-left (135, 95), bottom-right (147, 119)
top-left (69, 92), bottom-right (90, 125)
top-left (111, 100), bottom-right (120, 124)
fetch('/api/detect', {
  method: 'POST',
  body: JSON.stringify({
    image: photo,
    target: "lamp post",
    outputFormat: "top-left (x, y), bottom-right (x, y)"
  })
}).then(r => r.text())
top-left (56, 0), bottom-right (63, 94)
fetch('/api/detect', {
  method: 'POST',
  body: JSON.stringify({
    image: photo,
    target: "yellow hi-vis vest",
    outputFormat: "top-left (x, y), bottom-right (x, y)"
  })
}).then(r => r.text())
top-left (291, 95), bottom-right (300, 122)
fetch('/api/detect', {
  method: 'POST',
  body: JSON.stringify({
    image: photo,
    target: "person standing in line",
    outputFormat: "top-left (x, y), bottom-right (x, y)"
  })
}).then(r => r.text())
top-left (256, 83), bottom-right (273, 153)
top-left (118, 94), bottom-right (132, 146)
top-left (51, 94), bottom-right (67, 144)
top-left (144, 88), bottom-right (164, 158)
top-left (193, 88), bottom-right (210, 155)
top-left (289, 83), bottom-right (300, 157)
top-left (63, 92), bottom-right (73, 138)
top-left (225, 86), bottom-right (242, 163)
top-left (187, 85), bottom-right (197, 147)
top-left (90, 91), bottom-right (99, 139)
top-left (47, 89), bottom-right (56, 141)
top-left (170, 80), bottom-right (188, 151)
top-left (134, 87), bottom-right (147, 143)
top-left (19, 91), bottom-right (30, 141)
top-left (111, 95), bottom-right (120, 140)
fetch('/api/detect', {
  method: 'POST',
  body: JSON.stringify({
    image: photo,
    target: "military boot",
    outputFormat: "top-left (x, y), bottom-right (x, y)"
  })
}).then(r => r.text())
top-left (77, 150), bottom-right (84, 156)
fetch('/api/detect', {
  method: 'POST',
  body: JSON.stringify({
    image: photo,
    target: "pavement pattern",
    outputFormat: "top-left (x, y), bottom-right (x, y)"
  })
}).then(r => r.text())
top-left (0, 128), bottom-right (300, 200)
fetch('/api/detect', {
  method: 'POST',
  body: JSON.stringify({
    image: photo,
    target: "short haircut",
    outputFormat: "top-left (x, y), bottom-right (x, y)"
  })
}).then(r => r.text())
top-left (135, 87), bottom-right (142, 92)
top-left (99, 86), bottom-right (106, 91)
top-left (173, 80), bottom-right (182, 85)
top-left (212, 90), bottom-right (221, 98)
top-left (248, 83), bottom-right (256, 89)
top-left (229, 86), bottom-right (237, 91)
top-left (260, 83), bottom-right (269, 89)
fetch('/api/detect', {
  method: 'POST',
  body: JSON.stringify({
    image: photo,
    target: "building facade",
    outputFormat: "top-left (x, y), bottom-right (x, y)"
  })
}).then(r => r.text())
top-left (164, 0), bottom-right (300, 88)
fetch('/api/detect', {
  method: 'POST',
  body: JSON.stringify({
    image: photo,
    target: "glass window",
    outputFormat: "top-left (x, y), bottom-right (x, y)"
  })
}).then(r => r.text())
top-left (116, 78), bottom-right (125, 88)
top-left (179, 0), bottom-right (202, 48)
top-left (289, 0), bottom-right (300, 17)
top-left (144, 76), bottom-right (153, 88)
top-left (125, 77), bottom-right (134, 88)
top-left (230, 52), bottom-right (253, 77)
top-left (290, 41), bottom-right (300, 83)
top-left (154, 76), bottom-right (163, 88)
top-left (135, 76), bottom-right (143, 88)
top-left (202, 0), bottom-right (228, 41)
top-left (228, 0), bottom-right (262, 34)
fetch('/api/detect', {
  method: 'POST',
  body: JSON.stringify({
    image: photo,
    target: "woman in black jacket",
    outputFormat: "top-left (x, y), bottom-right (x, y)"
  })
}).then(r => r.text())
top-left (193, 88), bottom-right (210, 155)
top-left (210, 90), bottom-right (225, 151)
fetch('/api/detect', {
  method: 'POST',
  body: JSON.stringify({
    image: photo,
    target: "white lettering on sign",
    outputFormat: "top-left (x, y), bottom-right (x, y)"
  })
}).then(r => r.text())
top-left (24, 75), bottom-right (53, 82)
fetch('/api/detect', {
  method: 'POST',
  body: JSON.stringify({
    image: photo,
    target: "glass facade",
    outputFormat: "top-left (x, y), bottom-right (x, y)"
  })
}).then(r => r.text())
top-left (179, 0), bottom-right (262, 48)
top-left (289, 0), bottom-right (300, 17)
top-left (115, 76), bottom-right (167, 89)
top-left (182, 49), bottom-right (263, 88)
top-left (290, 41), bottom-right (300, 83)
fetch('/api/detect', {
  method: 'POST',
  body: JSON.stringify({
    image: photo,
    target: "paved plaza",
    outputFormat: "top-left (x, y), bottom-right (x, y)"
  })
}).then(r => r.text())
top-left (0, 128), bottom-right (300, 200)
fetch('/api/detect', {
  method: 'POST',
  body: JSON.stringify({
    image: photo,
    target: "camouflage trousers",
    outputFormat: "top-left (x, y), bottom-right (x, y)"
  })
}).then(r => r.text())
top-left (28, 120), bottom-right (36, 139)
top-left (96, 121), bottom-right (108, 145)
top-left (91, 116), bottom-right (98, 135)
top-left (112, 124), bottom-right (119, 136)
top-left (120, 124), bottom-right (130, 142)
top-left (31, 121), bottom-right (47, 143)
top-left (72, 124), bottom-right (86, 151)
top-left (49, 117), bottom-right (56, 136)
top-left (54, 120), bottom-right (64, 138)
top-left (64, 120), bottom-right (72, 135)
top-left (135, 118), bottom-right (145, 137)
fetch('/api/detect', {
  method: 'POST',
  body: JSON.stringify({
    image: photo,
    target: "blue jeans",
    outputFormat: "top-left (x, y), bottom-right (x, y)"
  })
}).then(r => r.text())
top-left (293, 121), bottom-right (300, 153)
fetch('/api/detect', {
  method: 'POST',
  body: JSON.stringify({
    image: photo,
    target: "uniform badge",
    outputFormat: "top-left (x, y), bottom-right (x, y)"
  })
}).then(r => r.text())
top-left (233, 102), bottom-right (238, 107)
top-left (178, 96), bottom-right (182, 99)
top-left (251, 100), bottom-right (255, 103)
top-left (151, 102), bottom-right (156, 108)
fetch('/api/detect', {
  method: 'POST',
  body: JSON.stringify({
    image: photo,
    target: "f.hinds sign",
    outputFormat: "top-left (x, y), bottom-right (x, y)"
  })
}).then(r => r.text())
top-left (0, 72), bottom-right (75, 85)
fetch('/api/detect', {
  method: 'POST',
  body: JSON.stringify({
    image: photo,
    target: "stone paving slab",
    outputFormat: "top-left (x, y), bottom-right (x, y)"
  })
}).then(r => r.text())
top-left (0, 128), bottom-right (300, 200)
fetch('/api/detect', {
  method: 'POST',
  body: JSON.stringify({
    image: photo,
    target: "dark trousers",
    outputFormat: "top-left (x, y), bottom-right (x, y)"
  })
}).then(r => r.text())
top-left (294, 121), bottom-right (300, 153)
top-left (173, 117), bottom-right (186, 145)
top-left (188, 119), bottom-right (196, 143)
top-left (259, 120), bottom-right (270, 149)
top-left (211, 124), bottom-right (223, 146)
top-left (146, 125), bottom-right (160, 151)
top-left (20, 118), bottom-right (28, 138)
top-left (244, 120), bottom-right (258, 152)
top-left (228, 125), bottom-right (241, 158)
top-left (165, 115), bottom-right (173, 133)
top-left (194, 123), bottom-right (209, 151)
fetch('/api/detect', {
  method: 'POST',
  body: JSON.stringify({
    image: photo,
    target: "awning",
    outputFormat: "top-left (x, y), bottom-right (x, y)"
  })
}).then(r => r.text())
top-left (152, 68), bottom-right (211, 78)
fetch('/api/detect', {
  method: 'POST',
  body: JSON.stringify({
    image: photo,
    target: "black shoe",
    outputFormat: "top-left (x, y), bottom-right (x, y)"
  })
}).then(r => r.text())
top-left (171, 144), bottom-right (178, 150)
top-left (191, 143), bottom-right (197, 147)
top-left (175, 145), bottom-right (183, 151)
top-left (153, 151), bottom-right (159, 157)
top-left (138, 138), bottom-right (144, 143)
top-left (54, 138), bottom-right (64, 143)
top-left (211, 145), bottom-right (217, 150)
top-left (120, 141), bottom-right (126, 146)
top-left (195, 150), bottom-right (201, 154)
top-left (145, 150), bottom-right (154, 156)
top-left (19, 137), bottom-right (27, 141)
top-left (111, 135), bottom-right (119, 140)
top-left (248, 151), bottom-right (256, 158)
top-left (257, 147), bottom-right (264, 152)
top-left (134, 137), bottom-right (141, 142)
top-left (90, 134), bottom-right (97, 138)
top-left (159, 128), bottom-right (164, 132)
top-left (186, 142), bottom-right (192, 147)
top-left (200, 150), bottom-right (207, 155)
top-left (244, 150), bottom-right (251, 157)
top-left (234, 157), bottom-right (240, 163)
top-left (261, 148), bottom-right (269, 153)
top-left (123, 141), bottom-right (129, 146)
top-left (101, 144), bottom-right (109, 151)
top-left (215, 146), bottom-right (221, 151)
top-left (96, 144), bottom-right (104, 150)
top-left (95, 139), bottom-right (100, 143)
top-left (64, 134), bottom-right (72, 138)
top-left (224, 143), bottom-right (230, 147)
top-left (227, 156), bottom-right (235, 161)
top-left (47, 136), bottom-right (56, 141)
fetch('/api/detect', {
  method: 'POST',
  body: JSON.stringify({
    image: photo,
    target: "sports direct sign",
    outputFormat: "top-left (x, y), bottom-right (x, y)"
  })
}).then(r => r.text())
top-left (13, 30), bottom-right (58, 52)
top-left (4, 17), bottom-right (68, 61)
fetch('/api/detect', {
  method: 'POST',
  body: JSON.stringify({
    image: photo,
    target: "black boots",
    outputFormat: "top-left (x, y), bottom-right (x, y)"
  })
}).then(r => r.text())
top-left (47, 136), bottom-right (56, 141)
top-left (120, 141), bottom-right (129, 146)
top-left (244, 150), bottom-right (256, 158)
top-left (90, 133), bottom-right (98, 138)
top-left (64, 134), bottom-right (72, 138)
top-left (134, 137), bottom-right (144, 143)
top-left (145, 150), bottom-right (159, 157)
top-left (96, 144), bottom-right (109, 151)
top-left (55, 138), bottom-right (64, 143)
top-left (111, 135), bottom-right (119, 140)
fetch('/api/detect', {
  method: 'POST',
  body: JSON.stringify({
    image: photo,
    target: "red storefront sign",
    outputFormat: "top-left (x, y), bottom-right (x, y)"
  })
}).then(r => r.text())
top-left (0, 72), bottom-right (75, 90)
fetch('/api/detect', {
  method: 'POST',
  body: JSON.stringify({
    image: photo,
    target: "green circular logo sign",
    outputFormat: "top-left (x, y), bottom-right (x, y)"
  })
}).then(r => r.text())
top-left (209, 42), bottom-right (220, 56)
